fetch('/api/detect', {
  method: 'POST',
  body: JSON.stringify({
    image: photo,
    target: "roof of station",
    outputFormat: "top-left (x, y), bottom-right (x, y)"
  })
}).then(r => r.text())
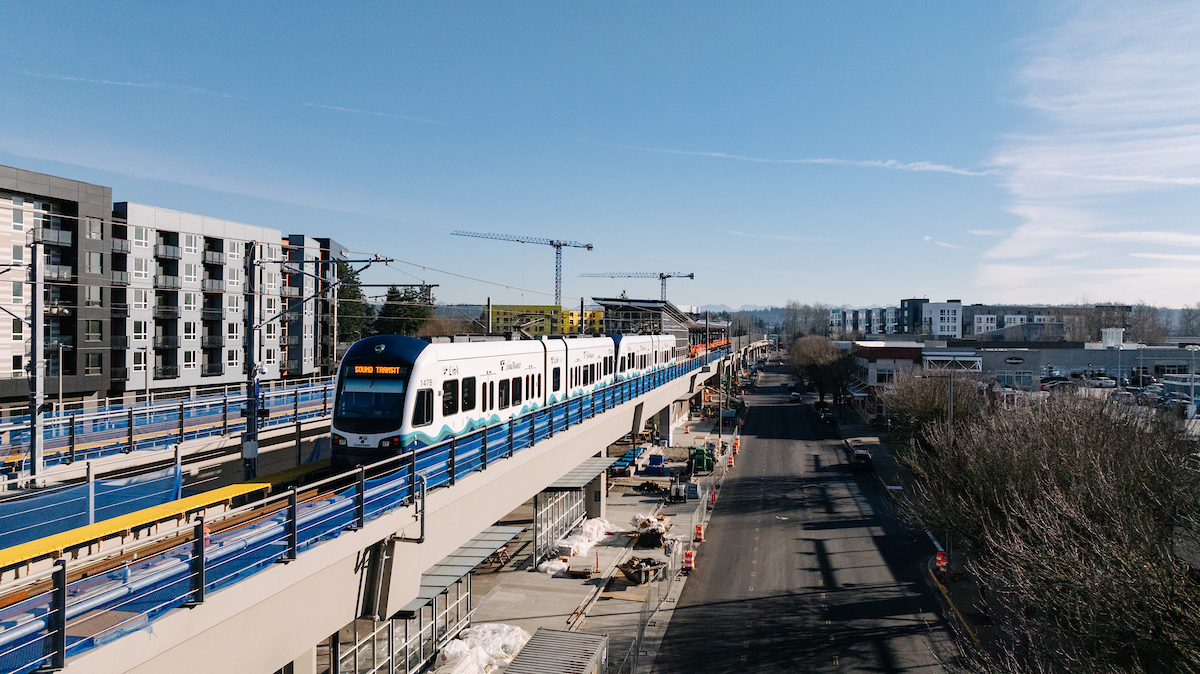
top-left (395, 525), bottom-right (525, 616)
top-left (590, 297), bottom-right (730, 331)
top-left (545, 457), bottom-right (618, 491)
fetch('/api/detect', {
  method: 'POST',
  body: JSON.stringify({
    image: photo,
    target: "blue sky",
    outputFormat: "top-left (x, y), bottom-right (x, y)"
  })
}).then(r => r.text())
top-left (2, 2), bottom-right (1197, 309)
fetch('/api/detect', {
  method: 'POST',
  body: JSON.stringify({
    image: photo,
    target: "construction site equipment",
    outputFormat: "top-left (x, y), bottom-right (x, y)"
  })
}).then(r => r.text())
top-left (579, 271), bottom-right (695, 302)
top-left (452, 230), bottom-right (593, 307)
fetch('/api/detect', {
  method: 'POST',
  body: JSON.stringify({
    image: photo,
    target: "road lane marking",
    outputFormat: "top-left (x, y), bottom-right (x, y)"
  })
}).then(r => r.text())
top-left (748, 585), bottom-right (753, 591)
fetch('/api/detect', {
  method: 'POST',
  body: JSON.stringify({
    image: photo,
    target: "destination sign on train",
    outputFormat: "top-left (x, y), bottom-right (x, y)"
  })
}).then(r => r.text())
top-left (352, 365), bottom-right (404, 375)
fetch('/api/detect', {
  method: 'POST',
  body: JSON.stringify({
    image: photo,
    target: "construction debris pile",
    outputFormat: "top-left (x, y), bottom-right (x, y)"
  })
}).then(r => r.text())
top-left (555, 517), bottom-right (613, 557)
top-left (630, 512), bottom-right (672, 548)
top-left (618, 556), bottom-right (668, 585)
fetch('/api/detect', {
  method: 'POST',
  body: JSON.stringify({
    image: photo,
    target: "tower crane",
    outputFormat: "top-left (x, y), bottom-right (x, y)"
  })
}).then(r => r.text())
top-left (579, 272), bottom-right (695, 302)
top-left (451, 230), bottom-right (593, 307)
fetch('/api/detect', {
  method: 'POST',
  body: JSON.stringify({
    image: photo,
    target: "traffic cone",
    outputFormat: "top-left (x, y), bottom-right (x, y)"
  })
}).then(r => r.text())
top-left (936, 551), bottom-right (948, 574)
top-left (595, 550), bottom-right (600, 573)
top-left (683, 549), bottom-right (695, 572)
top-left (727, 455), bottom-right (735, 469)
top-left (710, 488), bottom-right (717, 506)
top-left (685, 425), bottom-right (690, 433)
top-left (694, 524), bottom-right (704, 542)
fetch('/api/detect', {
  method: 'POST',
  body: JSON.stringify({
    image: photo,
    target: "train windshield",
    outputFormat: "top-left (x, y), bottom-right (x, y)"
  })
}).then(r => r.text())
top-left (334, 377), bottom-right (407, 434)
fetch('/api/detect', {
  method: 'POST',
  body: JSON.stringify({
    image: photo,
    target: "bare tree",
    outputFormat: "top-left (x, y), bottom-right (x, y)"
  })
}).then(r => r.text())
top-left (1179, 302), bottom-right (1200, 337)
top-left (900, 396), bottom-right (1200, 671)
top-left (783, 301), bottom-right (801, 343)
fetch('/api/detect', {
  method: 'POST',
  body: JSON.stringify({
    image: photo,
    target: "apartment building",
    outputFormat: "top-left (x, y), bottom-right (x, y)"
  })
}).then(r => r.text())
top-left (561, 306), bottom-right (604, 334)
top-left (114, 203), bottom-right (285, 395)
top-left (921, 300), bottom-right (963, 339)
top-left (485, 305), bottom-right (561, 336)
top-left (0, 166), bottom-right (114, 406)
top-left (282, 235), bottom-right (344, 378)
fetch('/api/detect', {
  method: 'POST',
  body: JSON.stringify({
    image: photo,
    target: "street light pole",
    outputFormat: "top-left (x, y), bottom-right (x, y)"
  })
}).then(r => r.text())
top-left (1188, 345), bottom-right (1200, 419)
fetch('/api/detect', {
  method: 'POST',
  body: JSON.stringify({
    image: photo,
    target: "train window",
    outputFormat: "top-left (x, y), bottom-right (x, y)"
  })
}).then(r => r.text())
top-left (512, 377), bottom-right (522, 405)
top-left (413, 389), bottom-right (434, 427)
top-left (498, 380), bottom-right (510, 409)
top-left (443, 380), bottom-right (459, 416)
top-left (489, 381), bottom-right (496, 410)
top-left (620, 356), bottom-right (626, 373)
top-left (462, 377), bottom-right (476, 411)
top-left (553, 367), bottom-right (561, 392)
top-left (589, 363), bottom-right (596, 383)
top-left (538, 374), bottom-right (542, 397)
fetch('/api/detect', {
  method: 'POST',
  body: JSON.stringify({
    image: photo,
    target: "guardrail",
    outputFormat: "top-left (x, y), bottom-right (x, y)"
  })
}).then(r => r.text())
top-left (0, 347), bottom-right (734, 674)
top-left (0, 382), bottom-right (337, 473)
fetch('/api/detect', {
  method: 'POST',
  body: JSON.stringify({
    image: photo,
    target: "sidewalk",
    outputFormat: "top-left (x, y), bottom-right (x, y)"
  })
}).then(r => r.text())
top-left (470, 413), bottom-right (729, 669)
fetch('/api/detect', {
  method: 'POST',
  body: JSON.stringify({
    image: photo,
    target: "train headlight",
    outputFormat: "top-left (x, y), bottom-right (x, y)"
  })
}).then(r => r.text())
top-left (332, 434), bottom-right (347, 446)
top-left (379, 436), bottom-right (401, 448)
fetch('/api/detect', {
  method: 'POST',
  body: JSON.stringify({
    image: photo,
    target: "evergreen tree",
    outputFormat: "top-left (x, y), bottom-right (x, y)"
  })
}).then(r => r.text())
top-left (335, 262), bottom-right (374, 343)
top-left (374, 286), bottom-right (434, 336)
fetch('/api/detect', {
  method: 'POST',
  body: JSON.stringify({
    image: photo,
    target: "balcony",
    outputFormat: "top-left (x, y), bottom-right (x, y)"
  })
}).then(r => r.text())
top-left (281, 286), bottom-right (300, 297)
top-left (154, 365), bottom-right (180, 380)
top-left (284, 359), bottom-right (301, 372)
top-left (110, 271), bottom-right (130, 286)
top-left (111, 335), bottom-right (130, 349)
top-left (201, 363), bottom-right (224, 377)
top-left (111, 367), bottom-right (129, 380)
top-left (154, 305), bottom-right (181, 320)
top-left (31, 228), bottom-right (72, 246)
top-left (320, 336), bottom-right (336, 346)
top-left (282, 335), bottom-right (303, 346)
top-left (111, 238), bottom-right (131, 254)
top-left (153, 335), bottom-right (181, 349)
top-left (154, 244), bottom-right (182, 260)
top-left (45, 337), bottom-right (74, 349)
top-left (201, 335), bottom-right (224, 348)
top-left (155, 275), bottom-right (181, 289)
top-left (201, 308), bottom-right (224, 321)
top-left (203, 250), bottom-right (226, 265)
top-left (44, 265), bottom-right (74, 282)
top-left (202, 279), bottom-right (225, 292)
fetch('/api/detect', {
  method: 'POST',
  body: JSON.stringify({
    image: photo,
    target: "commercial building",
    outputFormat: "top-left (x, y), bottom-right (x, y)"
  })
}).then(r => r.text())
top-left (561, 306), bottom-right (604, 334)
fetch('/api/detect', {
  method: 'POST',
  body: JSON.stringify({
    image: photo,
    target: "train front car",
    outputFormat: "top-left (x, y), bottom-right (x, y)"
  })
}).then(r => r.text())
top-left (331, 335), bottom-right (429, 472)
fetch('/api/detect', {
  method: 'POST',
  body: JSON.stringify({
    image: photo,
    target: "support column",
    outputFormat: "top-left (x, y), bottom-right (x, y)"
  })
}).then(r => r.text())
top-left (291, 646), bottom-right (317, 674)
top-left (584, 470), bottom-right (606, 520)
top-left (654, 405), bottom-right (671, 448)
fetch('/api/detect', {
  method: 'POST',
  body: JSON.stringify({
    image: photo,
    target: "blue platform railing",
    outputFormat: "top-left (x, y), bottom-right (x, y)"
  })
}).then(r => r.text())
top-left (0, 347), bottom-right (736, 674)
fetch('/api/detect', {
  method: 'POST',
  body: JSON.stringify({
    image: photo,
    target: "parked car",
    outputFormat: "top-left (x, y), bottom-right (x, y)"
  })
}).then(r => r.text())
top-left (787, 382), bottom-right (796, 391)
top-left (845, 439), bottom-right (874, 471)
top-left (1113, 391), bottom-right (1136, 405)
top-left (1089, 377), bottom-right (1117, 388)
top-left (790, 391), bottom-right (802, 402)
top-left (821, 410), bottom-right (835, 424)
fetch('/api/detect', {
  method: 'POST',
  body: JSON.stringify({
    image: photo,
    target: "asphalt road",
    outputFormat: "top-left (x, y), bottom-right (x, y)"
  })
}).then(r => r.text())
top-left (652, 361), bottom-right (958, 673)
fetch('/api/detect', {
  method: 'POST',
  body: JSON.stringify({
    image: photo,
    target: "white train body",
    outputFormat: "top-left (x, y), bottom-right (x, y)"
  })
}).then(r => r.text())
top-left (331, 333), bottom-right (676, 469)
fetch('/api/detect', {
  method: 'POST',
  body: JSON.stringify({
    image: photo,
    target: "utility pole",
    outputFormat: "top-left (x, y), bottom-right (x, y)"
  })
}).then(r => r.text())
top-left (947, 365), bottom-right (954, 446)
top-left (487, 297), bottom-right (492, 333)
top-left (28, 241), bottom-right (45, 482)
top-left (579, 298), bottom-right (584, 335)
top-left (242, 242), bottom-right (260, 480)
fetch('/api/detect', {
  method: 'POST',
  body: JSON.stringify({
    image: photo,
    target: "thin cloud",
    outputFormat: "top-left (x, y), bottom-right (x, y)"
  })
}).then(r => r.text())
top-left (968, 229), bottom-right (1010, 236)
top-left (924, 235), bottom-right (970, 250)
top-left (617, 144), bottom-right (995, 177)
top-left (980, 2), bottom-right (1200, 304)
top-left (303, 103), bottom-right (445, 125)
top-left (1131, 252), bottom-right (1200, 262)
top-left (15, 70), bottom-right (246, 99)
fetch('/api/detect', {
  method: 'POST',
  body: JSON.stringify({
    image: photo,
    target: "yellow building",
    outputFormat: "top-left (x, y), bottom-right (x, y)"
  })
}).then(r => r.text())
top-left (483, 305), bottom-right (561, 336)
top-left (561, 307), bottom-right (605, 334)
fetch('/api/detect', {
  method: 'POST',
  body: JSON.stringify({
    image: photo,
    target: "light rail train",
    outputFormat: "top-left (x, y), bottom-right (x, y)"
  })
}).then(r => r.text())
top-left (330, 333), bottom-right (692, 471)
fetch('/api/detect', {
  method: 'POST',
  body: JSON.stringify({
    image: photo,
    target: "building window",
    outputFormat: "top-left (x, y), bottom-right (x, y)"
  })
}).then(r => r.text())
top-left (226, 349), bottom-right (239, 368)
top-left (12, 355), bottom-right (23, 376)
top-left (183, 322), bottom-right (197, 340)
top-left (133, 350), bottom-right (146, 372)
top-left (133, 320), bottom-right (148, 341)
top-left (183, 351), bottom-right (197, 370)
top-left (227, 267), bottom-right (241, 288)
top-left (85, 353), bottom-right (102, 375)
top-left (265, 348), bottom-right (277, 366)
top-left (12, 318), bottom-right (23, 341)
top-left (11, 198), bottom-right (23, 231)
top-left (11, 281), bottom-right (22, 305)
top-left (85, 286), bottom-right (102, 307)
top-left (85, 320), bottom-right (102, 342)
top-left (132, 289), bottom-right (148, 309)
top-left (86, 218), bottom-right (103, 240)
top-left (227, 244), bottom-right (241, 261)
top-left (183, 234), bottom-right (199, 254)
top-left (265, 297), bottom-right (277, 313)
top-left (265, 272), bottom-right (277, 291)
top-left (227, 295), bottom-right (240, 312)
top-left (184, 264), bottom-right (197, 284)
top-left (227, 322), bottom-right (240, 341)
top-left (183, 292), bottom-right (197, 312)
top-left (133, 258), bottom-right (150, 279)
top-left (264, 322), bottom-right (277, 339)
top-left (11, 245), bottom-right (22, 263)
top-left (133, 226), bottom-right (150, 248)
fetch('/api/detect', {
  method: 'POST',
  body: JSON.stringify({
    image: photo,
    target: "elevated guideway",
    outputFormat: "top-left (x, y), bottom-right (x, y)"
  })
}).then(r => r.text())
top-left (0, 338), bottom-right (771, 674)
